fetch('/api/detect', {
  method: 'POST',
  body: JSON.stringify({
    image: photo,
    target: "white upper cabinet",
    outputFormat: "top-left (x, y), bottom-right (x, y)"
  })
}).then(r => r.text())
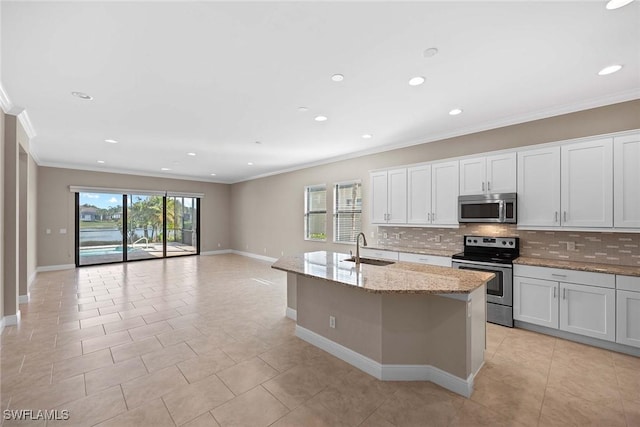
top-left (459, 153), bottom-right (516, 195)
top-left (370, 171), bottom-right (389, 224)
top-left (614, 133), bottom-right (640, 228)
top-left (370, 169), bottom-right (407, 224)
top-left (432, 161), bottom-right (459, 225)
top-left (561, 138), bottom-right (613, 228)
top-left (407, 165), bottom-right (431, 225)
top-left (517, 147), bottom-right (561, 227)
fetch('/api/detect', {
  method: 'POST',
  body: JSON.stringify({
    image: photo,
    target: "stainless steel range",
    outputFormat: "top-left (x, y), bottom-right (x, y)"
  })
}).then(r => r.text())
top-left (451, 236), bottom-right (520, 327)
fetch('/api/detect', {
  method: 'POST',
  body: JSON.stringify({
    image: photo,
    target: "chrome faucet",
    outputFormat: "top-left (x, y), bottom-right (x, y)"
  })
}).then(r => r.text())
top-left (355, 232), bottom-right (368, 265)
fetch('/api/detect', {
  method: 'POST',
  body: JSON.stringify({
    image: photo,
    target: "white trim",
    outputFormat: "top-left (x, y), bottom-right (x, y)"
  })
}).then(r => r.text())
top-left (37, 264), bottom-right (75, 272)
top-left (295, 325), bottom-right (474, 397)
top-left (200, 250), bottom-right (232, 256)
top-left (28, 271), bottom-right (37, 289)
top-left (0, 81), bottom-right (14, 113)
top-left (0, 317), bottom-right (4, 334)
top-left (17, 110), bottom-right (36, 139)
top-left (230, 250), bottom-right (278, 263)
top-left (18, 294), bottom-right (29, 304)
top-left (286, 307), bottom-right (297, 321)
top-left (166, 191), bottom-right (205, 198)
top-left (4, 311), bottom-right (21, 326)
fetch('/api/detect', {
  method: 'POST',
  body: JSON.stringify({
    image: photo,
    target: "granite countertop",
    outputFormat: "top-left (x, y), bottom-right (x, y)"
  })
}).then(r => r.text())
top-left (272, 251), bottom-right (494, 294)
top-left (514, 257), bottom-right (640, 277)
top-left (367, 246), bottom-right (459, 257)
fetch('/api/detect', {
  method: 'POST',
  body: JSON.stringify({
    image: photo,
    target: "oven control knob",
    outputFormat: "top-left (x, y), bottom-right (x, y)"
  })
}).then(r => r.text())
top-left (509, 241), bottom-right (514, 246)
top-left (502, 241), bottom-right (507, 245)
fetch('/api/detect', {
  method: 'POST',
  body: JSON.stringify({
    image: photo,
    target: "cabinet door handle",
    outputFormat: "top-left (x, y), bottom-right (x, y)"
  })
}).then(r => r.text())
top-left (553, 287), bottom-right (556, 298)
top-left (427, 213), bottom-right (431, 221)
top-left (432, 212), bottom-right (436, 221)
top-left (487, 181), bottom-right (491, 191)
top-left (563, 288), bottom-right (566, 300)
top-left (551, 273), bottom-right (567, 278)
top-left (564, 211), bottom-right (567, 222)
top-left (555, 211), bottom-right (558, 223)
top-left (482, 182), bottom-right (485, 192)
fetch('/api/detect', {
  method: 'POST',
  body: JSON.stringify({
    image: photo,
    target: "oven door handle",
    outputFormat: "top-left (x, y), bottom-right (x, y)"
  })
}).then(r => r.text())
top-left (452, 259), bottom-right (512, 269)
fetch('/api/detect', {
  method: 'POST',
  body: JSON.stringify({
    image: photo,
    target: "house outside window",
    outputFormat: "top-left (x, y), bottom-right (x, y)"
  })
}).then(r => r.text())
top-left (334, 181), bottom-right (362, 243)
top-left (304, 184), bottom-right (327, 241)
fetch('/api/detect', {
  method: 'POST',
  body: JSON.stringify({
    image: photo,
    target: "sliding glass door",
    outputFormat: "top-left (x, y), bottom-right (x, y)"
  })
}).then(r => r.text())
top-left (127, 194), bottom-right (165, 261)
top-left (166, 196), bottom-right (198, 257)
top-left (75, 191), bottom-right (200, 266)
top-left (77, 193), bottom-right (125, 266)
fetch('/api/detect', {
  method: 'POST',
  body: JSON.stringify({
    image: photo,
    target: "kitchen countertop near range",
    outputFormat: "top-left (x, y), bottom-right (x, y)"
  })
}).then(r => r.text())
top-left (272, 251), bottom-right (493, 294)
top-left (514, 256), bottom-right (640, 277)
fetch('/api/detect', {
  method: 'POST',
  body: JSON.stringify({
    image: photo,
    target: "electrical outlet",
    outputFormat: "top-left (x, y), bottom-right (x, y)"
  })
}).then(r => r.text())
top-left (263, 248), bottom-right (267, 253)
top-left (434, 235), bottom-right (441, 243)
top-left (46, 228), bottom-right (51, 235)
top-left (567, 241), bottom-right (576, 251)
top-left (218, 243), bottom-right (221, 247)
top-left (370, 231), bottom-right (375, 238)
top-left (329, 316), bottom-right (336, 329)
top-left (281, 250), bottom-right (284, 256)
top-left (383, 232), bottom-right (388, 238)
top-left (59, 228), bottom-right (67, 234)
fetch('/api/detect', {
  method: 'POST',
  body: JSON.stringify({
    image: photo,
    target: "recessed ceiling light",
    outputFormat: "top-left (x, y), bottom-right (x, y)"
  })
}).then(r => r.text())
top-left (362, 134), bottom-right (373, 139)
top-left (298, 107), bottom-right (308, 112)
top-left (598, 64), bottom-right (623, 75)
top-left (105, 139), bottom-right (118, 144)
top-left (161, 167), bottom-right (171, 171)
top-left (254, 141), bottom-right (262, 145)
top-left (449, 108), bottom-right (463, 116)
top-left (408, 76), bottom-right (425, 86)
top-left (210, 173), bottom-right (217, 176)
top-left (187, 152), bottom-right (196, 156)
top-left (423, 47), bottom-right (439, 58)
top-left (315, 115), bottom-right (328, 122)
top-left (97, 160), bottom-right (105, 164)
top-left (331, 74), bottom-right (344, 82)
top-left (71, 91), bottom-right (93, 100)
top-left (247, 162), bottom-right (254, 166)
top-left (606, 0), bottom-right (634, 9)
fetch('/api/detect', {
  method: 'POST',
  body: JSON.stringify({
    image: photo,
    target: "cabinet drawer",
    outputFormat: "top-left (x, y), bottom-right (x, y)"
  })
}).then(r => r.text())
top-left (360, 248), bottom-right (399, 261)
top-left (513, 265), bottom-right (615, 288)
top-left (617, 275), bottom-right (640, 292)
top-left (398, 252), bottom-right (452, 267)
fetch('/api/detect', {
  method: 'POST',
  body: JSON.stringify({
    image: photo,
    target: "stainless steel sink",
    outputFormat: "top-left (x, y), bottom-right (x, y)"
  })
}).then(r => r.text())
top-left (342, 256), bottom-right (395, 266)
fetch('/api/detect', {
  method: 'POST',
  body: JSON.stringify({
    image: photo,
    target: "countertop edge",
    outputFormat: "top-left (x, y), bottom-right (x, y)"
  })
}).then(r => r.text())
top-left (513, 257), bottom-right (640, 277)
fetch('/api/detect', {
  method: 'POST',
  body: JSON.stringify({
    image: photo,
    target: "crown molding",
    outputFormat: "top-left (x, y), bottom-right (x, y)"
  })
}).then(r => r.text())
top-left (17, 110), bottom-right (37, 139)
top-left (0, 81), bottom-right (14, 114)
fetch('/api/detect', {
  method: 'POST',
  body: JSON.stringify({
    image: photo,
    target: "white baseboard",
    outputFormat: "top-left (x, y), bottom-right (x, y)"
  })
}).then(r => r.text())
top-left (286, 307), bottom-right (297, 321)
top-left (231, 250), bottom-right (278, 263)
top-left (295, 325), bottom-right (474, 398)
top-left (200, 249), bottom-right (232, 256)
top-left (18, 294), bottom-right (29, 304)
top-left (3, 311), bottom-right (21, 326)
top-left (36, 264), bottom-right (75, 272)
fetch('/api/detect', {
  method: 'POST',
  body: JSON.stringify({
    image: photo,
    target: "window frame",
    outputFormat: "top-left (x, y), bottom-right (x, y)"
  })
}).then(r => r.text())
top-left (333, 180), bottom-right (363, 244)
top-left (304, 184), bottom-right (327, 241)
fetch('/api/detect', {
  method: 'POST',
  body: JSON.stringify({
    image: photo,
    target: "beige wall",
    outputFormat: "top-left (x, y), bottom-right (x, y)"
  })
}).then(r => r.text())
top-left (37, 167), bottom-right (231, 267)
top-left (0, 108), bottom-right (5, 324)
top-left (3, 114), bottom-right (19, 318)
top-left (230, 100), bottom-right (640, 258)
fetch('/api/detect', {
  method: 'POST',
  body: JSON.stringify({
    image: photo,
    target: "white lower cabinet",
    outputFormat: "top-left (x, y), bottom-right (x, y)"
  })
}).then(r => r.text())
top-left (514, 265), bottom-right (617, 343)
top-left (514, 276), bottom-right (559, 328)
top-left (616, 275), bottom-right (640, 348)
top-left (559, 282), bottom-right (615, 342)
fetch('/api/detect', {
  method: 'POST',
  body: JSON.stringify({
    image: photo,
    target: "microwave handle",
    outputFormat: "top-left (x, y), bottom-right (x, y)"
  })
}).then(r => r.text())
top-left (499, 200), bottom-right (505, 222)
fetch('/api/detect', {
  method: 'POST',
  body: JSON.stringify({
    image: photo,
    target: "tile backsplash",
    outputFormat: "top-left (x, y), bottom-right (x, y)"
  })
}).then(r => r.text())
top-left (377, 224), bottom-right (640, 267)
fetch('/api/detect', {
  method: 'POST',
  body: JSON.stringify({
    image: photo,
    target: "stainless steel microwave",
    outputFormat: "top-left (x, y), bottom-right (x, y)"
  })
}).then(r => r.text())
top-left (458, 193), bottom-right (517, 223)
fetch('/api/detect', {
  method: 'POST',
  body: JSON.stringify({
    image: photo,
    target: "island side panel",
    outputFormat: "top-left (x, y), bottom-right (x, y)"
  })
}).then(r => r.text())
top-left (468, 285), bottom-right (487, 377)
top-left (426, 295), bottom-right (469, 379)
top-left (379, 294), bottom-right (432, 365)
top-left (287, 272), bottom-right (297, 311)
top-left (296, 275), bottom-right (383, 363)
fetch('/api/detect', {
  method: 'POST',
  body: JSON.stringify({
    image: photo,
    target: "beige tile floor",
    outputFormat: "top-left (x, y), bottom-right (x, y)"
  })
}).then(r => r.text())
top-left (1, 254), bottom-right (638, 427)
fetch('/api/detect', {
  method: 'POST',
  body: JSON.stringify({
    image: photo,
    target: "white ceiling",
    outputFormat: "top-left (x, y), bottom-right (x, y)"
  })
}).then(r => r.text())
top-left (2, 1), bottom-right (639, 183)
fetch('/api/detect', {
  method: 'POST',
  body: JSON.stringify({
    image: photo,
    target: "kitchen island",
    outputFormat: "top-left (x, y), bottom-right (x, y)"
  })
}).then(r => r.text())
top-left (272, 251), bottom-right (494, 397)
